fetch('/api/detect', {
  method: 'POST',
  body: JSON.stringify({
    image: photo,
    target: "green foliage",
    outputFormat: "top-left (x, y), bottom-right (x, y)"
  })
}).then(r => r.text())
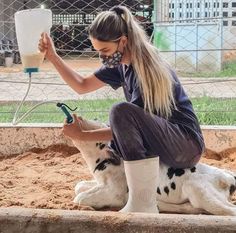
top-left (192, 97), bottom-right (236, 125)
top-left (180, 61), bottom-right (236, 77)
top-left (0, 97), bottom-right (235, 125)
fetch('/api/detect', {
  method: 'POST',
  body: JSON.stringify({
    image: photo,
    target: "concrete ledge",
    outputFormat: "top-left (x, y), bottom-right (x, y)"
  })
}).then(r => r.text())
top-left (0, 208), bottom-right (236, 233)
top-left (201, 125), bottom-right (236, 152)
top-left (0, 123), bottom-right (73, 156)
top-left (0, 126), bottom-right (235, 232)
top-left (0, 124), bottom-right (236, 156)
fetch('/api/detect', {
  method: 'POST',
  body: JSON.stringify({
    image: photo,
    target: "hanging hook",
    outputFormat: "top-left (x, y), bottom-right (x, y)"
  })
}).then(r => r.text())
top-left (56, 102), bottom-right (77, 111)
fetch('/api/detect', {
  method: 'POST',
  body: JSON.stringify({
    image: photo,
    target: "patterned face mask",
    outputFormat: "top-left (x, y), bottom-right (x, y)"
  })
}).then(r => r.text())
top-left (99, 51), bottom-right (123, 68)
top-left (99, 40), bottom-right (123, 68)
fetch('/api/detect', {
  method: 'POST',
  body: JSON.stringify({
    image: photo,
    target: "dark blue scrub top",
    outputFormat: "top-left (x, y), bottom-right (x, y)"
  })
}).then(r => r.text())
top-left (94, 64), bottom-right (205, 150)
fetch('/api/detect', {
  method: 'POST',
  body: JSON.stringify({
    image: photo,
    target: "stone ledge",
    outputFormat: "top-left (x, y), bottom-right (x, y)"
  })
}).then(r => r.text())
top-left (0, 124), bottom-right (235, 156)
top-left (0, 208), bottom-right (236, 233)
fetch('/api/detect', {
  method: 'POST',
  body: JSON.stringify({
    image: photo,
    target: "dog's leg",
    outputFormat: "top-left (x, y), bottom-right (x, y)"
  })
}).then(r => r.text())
top-left (158, 201), bottom-right (207, 214)
top-left (183, 176), bottom-right (236, 216)
top-left (75, 180), bottom-right (97, 195)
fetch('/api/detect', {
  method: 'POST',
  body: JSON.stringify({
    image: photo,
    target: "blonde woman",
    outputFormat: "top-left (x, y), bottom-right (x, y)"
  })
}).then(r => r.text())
top-left (39, 5), bottom-right (205, 213)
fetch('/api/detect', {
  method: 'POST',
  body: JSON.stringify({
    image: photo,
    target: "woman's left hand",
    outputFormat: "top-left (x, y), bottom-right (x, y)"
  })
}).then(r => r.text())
top-left (62, 114), bottom-right (83, 140)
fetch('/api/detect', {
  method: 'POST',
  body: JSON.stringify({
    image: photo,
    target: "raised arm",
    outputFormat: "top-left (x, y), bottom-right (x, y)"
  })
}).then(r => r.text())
top-left (38, 33), bottom-right (105, 94)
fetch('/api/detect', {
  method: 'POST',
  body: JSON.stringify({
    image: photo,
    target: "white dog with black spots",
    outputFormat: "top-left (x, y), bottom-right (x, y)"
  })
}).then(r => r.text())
top-left (72, 118), bottom-right (236, 215)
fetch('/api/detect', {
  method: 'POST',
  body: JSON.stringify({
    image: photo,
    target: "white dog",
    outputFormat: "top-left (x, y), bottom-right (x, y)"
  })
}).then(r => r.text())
top-left (72, 118), bottom-right (236, 216)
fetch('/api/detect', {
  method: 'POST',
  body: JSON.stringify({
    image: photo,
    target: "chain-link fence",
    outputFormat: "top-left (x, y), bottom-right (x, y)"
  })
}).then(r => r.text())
top-left (0, 0), bottom-right (235, 125)
top-left (155, 0), bottom-right (236, 72)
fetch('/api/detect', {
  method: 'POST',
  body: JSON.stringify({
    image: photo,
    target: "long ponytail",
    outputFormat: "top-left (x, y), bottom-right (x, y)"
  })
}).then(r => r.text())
top-left (89, 6), bottom-right (176, 118)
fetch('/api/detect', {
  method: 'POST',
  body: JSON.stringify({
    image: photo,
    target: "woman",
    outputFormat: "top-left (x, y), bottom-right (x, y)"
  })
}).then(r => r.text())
top-left (39, 5), bottom-right (205, 213)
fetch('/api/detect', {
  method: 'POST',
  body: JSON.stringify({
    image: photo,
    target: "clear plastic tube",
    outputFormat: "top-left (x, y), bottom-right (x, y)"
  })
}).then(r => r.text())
top-left (12, 72), bottom-right (58, 125)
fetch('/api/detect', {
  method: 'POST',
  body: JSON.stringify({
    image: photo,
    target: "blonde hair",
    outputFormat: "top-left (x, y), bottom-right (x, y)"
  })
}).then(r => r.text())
top-left (89, 6), bottom-right (176, 118)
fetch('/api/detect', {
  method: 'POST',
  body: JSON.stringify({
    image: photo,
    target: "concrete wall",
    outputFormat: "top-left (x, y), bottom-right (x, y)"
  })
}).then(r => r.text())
top-left (0, 123), bottom-right (72, 156)
top-left (0, 123), bottom-right (235, 156)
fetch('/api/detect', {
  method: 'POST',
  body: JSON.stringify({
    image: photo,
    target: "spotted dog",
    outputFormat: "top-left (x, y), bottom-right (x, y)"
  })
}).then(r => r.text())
top-left (72, 118), bottom-right (236, 215)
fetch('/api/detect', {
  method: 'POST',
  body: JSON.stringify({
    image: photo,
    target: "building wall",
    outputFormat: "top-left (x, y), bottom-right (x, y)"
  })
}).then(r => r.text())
top-left (154, 0), bottom-right (236, 71)
top-left (166, 0), bottom-right (236, 23)
top-left (154, 22), bottom-right (222, 72)
top-left (168, 0), bottom-right (222, 22)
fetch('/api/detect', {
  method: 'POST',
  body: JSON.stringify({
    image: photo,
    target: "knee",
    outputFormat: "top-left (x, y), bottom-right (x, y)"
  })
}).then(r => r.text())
top-left (109, 102), bottom-right (134, 127)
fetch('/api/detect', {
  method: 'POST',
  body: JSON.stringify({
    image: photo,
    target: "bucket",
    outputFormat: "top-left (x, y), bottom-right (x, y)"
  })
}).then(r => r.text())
top-left (14, 8), bottom-right (52, 73)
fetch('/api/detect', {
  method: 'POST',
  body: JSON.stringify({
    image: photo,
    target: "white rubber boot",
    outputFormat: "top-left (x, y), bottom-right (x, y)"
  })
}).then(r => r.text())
top-left (119, 157), bottom-right (159, 213)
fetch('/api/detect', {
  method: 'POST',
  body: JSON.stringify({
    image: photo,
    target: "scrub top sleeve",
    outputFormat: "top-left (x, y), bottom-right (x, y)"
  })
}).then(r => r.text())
top-left (94, 65), bottom-right (122, 90)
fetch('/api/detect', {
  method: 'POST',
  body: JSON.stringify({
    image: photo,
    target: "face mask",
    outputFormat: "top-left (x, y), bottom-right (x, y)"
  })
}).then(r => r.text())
top-left (99, 40), bottom-right (123, 68)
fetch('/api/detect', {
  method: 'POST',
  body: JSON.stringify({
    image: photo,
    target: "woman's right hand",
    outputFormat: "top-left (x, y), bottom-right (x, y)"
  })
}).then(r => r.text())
top-left (38, 32), bottom-right (57, 62)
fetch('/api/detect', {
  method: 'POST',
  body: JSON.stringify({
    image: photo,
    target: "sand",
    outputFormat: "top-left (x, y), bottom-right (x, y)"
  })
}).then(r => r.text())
top-left (0, 144), bottom-right (235, 211)
top-left (0, 58), bottom-right (100, 73)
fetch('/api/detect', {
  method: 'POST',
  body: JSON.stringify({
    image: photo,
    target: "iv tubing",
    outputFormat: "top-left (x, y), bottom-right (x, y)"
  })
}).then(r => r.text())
top-left (12, 72), bottom-right (58, 125)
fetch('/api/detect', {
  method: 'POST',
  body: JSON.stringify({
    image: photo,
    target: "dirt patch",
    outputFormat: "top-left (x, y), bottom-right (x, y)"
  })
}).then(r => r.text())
top-left (202, 148), bottom-right (236, 171)
top-left (0, 144), bottom-right (93, 210)
top-left (0, 144), bottom-right (235, 210)
top-left (0, 58), bottom-right (100, 73)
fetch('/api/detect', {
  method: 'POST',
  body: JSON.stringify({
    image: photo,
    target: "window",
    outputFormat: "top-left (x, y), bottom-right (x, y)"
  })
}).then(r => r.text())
top-left (205, 2), bottom-right (208, 8)
top-left (223, 12), bottom-right (228, 17)
top-left (85, 14), bottom-right (95, 24)
top-left (213, 12), bottom-right (215, 17)
top-left (179, 3), bottom-right (182, 8)
top-left (190, 3), bottom-right (192, 8)
top-left (187, 12), bottom-right (189, 18)
top-left (217, 2), bottom-right (220, 8)
top-left (172, 3), bottom-right (174, 8)
top-left (190, 12), bottom-right (192, 17)
top-left (214, 2), bottom-right (216, 8)
top-left (205, 12), bottom-right (208, 17)
top-left (223, 2), bottom-right (228, 8)
top-left (179, 12), bottom-right (182, 17)
top-left (197, 2), bottom-right (200, 8)
top-left (169, 3), bottom-right (171, 8)
top-left (232, 21), bottom-right (236, 26)
top-left (223, 21), bottom-right (228, 26)
top-left (232, 2), bottom-right (236, 7)
top-left (217, 12), bottom-right (219, 16)
top-left (197, 12), bottom-right (200, 17)
top-left (172, 12), bottom-right (174, 18)
top-left (232, 12), bottom-right (236, 17)
top-left (186, 3), bottom-right (189, 8)
top-left (169, 12), bottom-right (171, 18)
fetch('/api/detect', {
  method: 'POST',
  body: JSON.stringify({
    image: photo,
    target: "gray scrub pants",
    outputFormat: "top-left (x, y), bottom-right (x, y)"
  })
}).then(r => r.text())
top-left (109, 102), bottom-right (204, 169)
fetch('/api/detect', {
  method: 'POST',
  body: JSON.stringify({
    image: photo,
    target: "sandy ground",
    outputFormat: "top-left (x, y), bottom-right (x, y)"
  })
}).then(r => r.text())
top-left (0, 144), bottom-right (235, 211)
top-left (0, 58), bottom-right (100, 73)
